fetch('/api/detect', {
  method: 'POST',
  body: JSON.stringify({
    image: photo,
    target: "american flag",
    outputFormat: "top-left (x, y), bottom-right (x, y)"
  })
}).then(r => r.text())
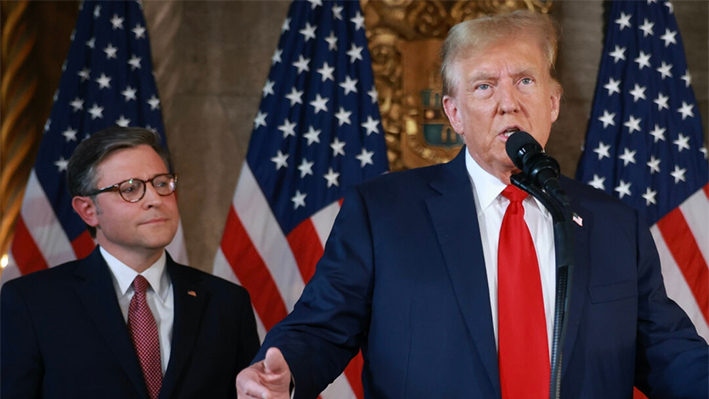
top-left (212, 1), bottom-right (387, 398)
top-left (2, 0), bottom-right (188, 283)
top-left (576, 0), bottom-right (709, 346)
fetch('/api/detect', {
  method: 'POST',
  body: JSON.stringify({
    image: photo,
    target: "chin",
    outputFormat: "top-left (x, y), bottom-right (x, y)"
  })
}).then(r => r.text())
top-left (144, 231), bottom-right (178, 250)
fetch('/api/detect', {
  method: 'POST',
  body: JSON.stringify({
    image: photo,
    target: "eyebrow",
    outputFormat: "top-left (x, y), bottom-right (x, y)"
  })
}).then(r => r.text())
top-left (467, 68), bottom-right (539, 86)
top-left (468, 72), bottom-right (498, 83)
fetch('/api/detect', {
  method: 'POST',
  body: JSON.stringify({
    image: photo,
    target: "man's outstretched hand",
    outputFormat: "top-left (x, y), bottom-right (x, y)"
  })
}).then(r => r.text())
top-left (237, 347), bottom-right (292, 399)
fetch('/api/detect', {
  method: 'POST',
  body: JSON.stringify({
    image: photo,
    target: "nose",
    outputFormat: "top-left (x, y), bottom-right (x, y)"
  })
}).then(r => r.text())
top-left (141, 182), bottom-right (163, 208)
top-left (496, 80), bottom-right (520, 114)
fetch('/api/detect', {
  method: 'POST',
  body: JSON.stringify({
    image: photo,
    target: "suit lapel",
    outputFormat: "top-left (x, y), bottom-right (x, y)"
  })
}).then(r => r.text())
top-left (422, 158), bottom-right (594, 385)
top-left (559, 181), bottom-right (592, 378)
top-left (425, 149), bottom-right (500, 396)
top-left (159, 257), bottom-right (208, 399)
top-left (73, 248), bottom-right (149, 398)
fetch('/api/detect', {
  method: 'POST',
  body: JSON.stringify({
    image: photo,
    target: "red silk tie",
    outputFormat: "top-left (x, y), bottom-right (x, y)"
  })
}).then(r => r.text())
top-left (128, 275), bottom-right (163, 399)
top-left (498, 185), bottom-right (549, 399)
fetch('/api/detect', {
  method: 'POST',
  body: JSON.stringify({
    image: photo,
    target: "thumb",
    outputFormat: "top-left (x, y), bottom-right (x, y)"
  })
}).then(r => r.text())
top-left (264, 347), bottom-right (289, 375)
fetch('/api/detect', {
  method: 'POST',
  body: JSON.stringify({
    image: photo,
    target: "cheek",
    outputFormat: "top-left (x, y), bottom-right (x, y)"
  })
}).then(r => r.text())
top-left (164, 196), bottom-right (179, 213)
top-left (534, 130), bottom-right (551, 149)
top-left (463, 132), bottom-right (492, 155)
top-left (98, 209), bottom-right (125, 230)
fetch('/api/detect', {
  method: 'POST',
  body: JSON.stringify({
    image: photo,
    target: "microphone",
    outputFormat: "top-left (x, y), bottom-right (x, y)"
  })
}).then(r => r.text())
top-left (505, 131), bottom-right (564, 200)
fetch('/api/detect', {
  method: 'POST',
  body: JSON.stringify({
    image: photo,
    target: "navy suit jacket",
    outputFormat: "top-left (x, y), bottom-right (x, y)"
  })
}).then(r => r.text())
top-left (1, 248), bottom-right (260, 399)
top-left (257, 148), bottom-right (708, 399)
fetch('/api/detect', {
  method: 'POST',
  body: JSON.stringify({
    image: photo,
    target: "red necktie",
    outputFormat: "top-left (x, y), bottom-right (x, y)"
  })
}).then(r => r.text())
top-left (498, 185), bottom-right (549, 399)
top-left (128, 275), bottom-right (163, 399)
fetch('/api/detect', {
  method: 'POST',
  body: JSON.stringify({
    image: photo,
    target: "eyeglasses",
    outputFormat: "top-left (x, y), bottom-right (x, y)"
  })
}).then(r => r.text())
top-left (87, 173), bottom-right (178, 203)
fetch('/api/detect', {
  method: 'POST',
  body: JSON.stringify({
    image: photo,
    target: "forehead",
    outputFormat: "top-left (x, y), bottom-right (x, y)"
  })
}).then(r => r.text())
top-left (458, 36), bottom-right (547, 73)
top-left (96, 145), bottom-right (169, 184)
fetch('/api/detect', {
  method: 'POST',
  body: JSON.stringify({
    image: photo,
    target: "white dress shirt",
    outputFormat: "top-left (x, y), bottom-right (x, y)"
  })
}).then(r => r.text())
top-left (464, 150), bottom-right (556, 356)
top-left (101, 247), bottom-right (174, 374)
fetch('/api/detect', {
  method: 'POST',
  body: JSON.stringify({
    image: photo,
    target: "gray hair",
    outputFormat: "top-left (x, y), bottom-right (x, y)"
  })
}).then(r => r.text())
top-left (440, 10), bottom-right (561, 97)
top-left (67, 126), bottom-right (171, 236)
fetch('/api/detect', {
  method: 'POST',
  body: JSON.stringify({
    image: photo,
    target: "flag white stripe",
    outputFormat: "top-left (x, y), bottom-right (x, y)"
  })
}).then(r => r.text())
top-left (212, 246), bottom-right (239, 285)
top-left (21, 171), bottom-right (76, 266)
top-left (213, 247), bottom-right (267, 342)
top-left (321, 373), bottom-right (357, 399)
top-left (232, 163), bottom-right (305, 311)
top-left (311, 201), bottom-right (341, 248)
top-left (678, 189), bottom-right (709, 266)
top-left (166, 219), bottom-right (189, 265)
top-left (651, 225), bottom-right (709, 341)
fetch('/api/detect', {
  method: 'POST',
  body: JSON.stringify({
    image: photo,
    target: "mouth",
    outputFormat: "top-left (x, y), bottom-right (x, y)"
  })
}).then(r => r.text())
top-left (141, 218), bottom-right (168, 225)
top-left (499, 126), bottom-right (522, 140)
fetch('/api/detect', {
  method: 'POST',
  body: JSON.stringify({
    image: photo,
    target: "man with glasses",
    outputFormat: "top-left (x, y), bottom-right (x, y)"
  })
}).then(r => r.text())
top-left (1, 126), bottom-right (260, 399)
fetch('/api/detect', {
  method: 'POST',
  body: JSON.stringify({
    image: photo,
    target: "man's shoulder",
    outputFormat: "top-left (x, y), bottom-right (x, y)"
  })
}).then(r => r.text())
top-left (355, 162), bottom-right (448, 197)
top-left (561, 175), bottom-right (637, 212)
top-left (3, 259), bottom-right (83, 292)
top-left (561, 175), bottom-right (646, 234)
top-left (0, 258), bottom-right (91, 310)
top-left (167, 261), bottom-right (251, 298)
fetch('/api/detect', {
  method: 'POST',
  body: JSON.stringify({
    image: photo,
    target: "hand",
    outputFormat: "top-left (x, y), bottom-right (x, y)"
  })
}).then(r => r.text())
top-left (237, 347), bottom-right (292, 399)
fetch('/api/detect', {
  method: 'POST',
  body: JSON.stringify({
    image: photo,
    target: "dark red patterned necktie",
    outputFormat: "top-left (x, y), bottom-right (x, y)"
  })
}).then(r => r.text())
top-left (498, 185), bottom-right (549, 399)
top-left (128, 275), bottom-right (162, 399)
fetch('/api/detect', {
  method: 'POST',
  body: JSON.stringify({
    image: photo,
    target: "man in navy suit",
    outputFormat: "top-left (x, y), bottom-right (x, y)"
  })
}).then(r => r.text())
top-left (1, 126), bottom-right (260, 398)
top-left (236, 11), bottom-right (708, 399)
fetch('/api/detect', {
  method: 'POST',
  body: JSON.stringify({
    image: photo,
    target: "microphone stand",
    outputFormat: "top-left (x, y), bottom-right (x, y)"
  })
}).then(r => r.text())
top-left (510, 173), bottom-right (574, 399)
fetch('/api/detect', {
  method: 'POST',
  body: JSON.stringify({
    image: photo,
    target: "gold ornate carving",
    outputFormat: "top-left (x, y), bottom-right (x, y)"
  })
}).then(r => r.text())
top-left (0, 1), bottom-right (76, 264)
top-left (1, 0), bottom-right (39, 259)
top-left (363, 0), bottom-right (553, 170)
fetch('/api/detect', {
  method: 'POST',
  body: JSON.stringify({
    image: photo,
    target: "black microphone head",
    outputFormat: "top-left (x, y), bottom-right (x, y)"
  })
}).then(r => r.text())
top-left (505, 131), bottom-right (542, 170)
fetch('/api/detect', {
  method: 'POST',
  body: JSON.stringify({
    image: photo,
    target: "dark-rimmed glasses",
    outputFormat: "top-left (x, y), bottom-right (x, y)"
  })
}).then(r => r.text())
top-left (87, 173), bottom-right (178, 203)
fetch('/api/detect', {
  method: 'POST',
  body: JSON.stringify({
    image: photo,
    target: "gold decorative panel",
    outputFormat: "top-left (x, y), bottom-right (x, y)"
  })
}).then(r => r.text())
top-left (362, 0), bottom-right (553, 170)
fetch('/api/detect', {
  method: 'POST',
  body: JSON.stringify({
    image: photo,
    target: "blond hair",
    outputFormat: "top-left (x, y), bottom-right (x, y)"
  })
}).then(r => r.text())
top-left (440, 10), bottom-right (561, 97)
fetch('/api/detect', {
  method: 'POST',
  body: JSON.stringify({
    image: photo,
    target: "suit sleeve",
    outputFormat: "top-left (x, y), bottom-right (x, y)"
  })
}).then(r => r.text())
top-left (1, 281), bottom-right (43, 399)
top-left (255, 187), bottom-right (375, 399)
top-left (632, 210), bottom-right (709, 398)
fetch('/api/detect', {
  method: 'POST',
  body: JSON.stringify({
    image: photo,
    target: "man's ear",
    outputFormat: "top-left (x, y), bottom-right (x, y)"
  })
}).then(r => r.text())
top-left (550, 86), bottom-right (562, 123)
top-left (442, 95), bottom-right (464, 134)
top-left (72, 196), bottom-right (99, 228)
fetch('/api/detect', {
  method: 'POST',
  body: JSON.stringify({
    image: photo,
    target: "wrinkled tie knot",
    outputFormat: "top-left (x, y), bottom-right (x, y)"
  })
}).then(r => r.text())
top-left (502, 185), bottom-right (528, 202)
top-left (133, 275), bottom-right (150, 295)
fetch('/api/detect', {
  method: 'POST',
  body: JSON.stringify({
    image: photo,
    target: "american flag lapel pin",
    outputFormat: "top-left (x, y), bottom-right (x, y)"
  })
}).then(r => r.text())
top-left (572, 213), bottom-right (583, 227)
top-left (187, 290), bottom-right (197, 297)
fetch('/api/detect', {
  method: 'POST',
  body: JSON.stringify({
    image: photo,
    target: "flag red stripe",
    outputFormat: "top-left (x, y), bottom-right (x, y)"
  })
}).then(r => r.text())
top-left (10, 216), bottom-right (48, 275)
top-left (633, 387), bottom-right (648, 399)
top-left (703, 183), bottom-right (709, 199)
top-left (656, 208), bottom-right (709, 324)
top-left (221, 206), bottom-right (288, 330)
top-left (71, 230), bottom-right (95, 260)
top-left (343, 352), bottom-right (365, 399)
top-left (287, 219), bottom-right (324, 284)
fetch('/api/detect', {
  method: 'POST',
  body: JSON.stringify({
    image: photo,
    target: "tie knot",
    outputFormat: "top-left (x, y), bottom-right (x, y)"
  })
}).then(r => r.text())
top-left (133, 275), bottom-right (150, 294)
top-left (502, 185), bottom-right (528, 202)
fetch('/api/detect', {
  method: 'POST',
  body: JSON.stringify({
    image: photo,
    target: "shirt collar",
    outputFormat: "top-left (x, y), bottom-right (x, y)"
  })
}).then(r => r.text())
top-left (464, 149), bottom-right (550, 217)
top-left (465, 149), bottom-right (507, 215)
top-left (100, 247), bottom-right (170, 302)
